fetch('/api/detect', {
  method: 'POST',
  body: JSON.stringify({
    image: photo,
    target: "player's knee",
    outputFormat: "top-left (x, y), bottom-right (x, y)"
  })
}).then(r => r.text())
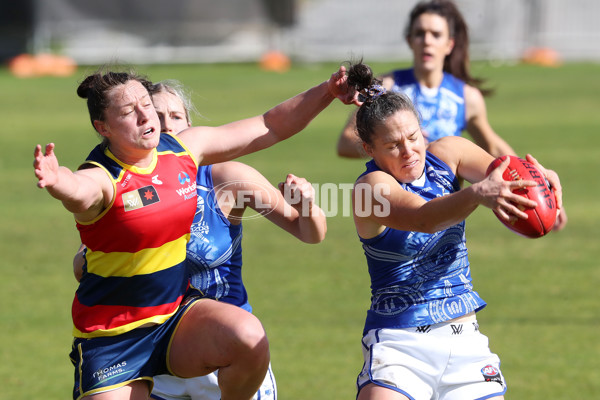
top-left (239, 314), bottom-right (269, 350)
top-left (233, 314), bottom-right (270, 364)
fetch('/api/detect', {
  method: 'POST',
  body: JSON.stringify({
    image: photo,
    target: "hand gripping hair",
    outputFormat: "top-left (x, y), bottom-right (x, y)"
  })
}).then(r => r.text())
top-left (344, 60), bottom-right (386, 103)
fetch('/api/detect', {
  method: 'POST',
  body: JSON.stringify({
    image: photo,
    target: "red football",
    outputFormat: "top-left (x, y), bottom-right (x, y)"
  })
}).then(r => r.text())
top-left (485, 155), bottom-right (557, 238)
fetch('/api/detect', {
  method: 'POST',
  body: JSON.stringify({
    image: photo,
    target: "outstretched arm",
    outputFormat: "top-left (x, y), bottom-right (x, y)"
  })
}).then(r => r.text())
top-left (179, 65), bottom-right (359, 166)
top-left (33, 143), bottom-right (110, 221)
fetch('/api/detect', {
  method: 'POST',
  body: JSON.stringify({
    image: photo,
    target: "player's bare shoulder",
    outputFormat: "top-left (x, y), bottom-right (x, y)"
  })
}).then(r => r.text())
top-left (463, 84), bottom-right (486, 120)
top-left (380, 73), bottom-right (396, 90)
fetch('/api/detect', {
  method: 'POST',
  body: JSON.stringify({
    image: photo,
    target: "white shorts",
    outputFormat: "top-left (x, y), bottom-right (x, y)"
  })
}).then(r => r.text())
top-left (357, 319), bottom-right (506, 400)
top-left (151, 363), bottom-right (276, 400)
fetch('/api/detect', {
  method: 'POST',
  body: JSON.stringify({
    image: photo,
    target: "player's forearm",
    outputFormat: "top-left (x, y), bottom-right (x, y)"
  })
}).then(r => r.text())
top-left (295, 205), bottom-right (327, 243)
top-left (410, 187), bottom-right (481, 233)
top-left (263, 81), bottom-right (335, 142)
top-left (337, 133), bottom-right (367, 158)
top-left (46, 168), bottom-right (100, 214)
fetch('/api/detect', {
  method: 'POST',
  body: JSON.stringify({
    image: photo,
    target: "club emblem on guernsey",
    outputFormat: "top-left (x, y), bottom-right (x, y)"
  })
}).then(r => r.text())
top-left (122, 185), bottom-right (160, 211)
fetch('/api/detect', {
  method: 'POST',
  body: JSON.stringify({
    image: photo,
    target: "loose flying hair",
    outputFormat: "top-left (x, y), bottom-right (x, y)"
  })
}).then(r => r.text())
top-left (347, 62), bottom-right (420, 145)
top-left (406, 0), bottom-right (492, 96)
top-left (147, 79), bottom-right (197, 125)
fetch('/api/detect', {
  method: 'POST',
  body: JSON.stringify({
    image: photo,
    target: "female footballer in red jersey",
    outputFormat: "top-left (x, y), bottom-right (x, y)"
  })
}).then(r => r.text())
top-left (33, 66), bottom-right (358, 400)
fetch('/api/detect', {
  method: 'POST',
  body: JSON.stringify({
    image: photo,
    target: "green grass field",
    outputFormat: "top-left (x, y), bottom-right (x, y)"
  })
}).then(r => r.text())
top-left (1, 61), bottom-right (599, 399)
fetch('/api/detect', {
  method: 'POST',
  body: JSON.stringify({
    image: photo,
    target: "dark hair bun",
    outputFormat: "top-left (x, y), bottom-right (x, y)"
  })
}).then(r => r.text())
top-left (347, 62), bottom-right (374, 92)
top-left (77, 75), bottom-right (98, 99)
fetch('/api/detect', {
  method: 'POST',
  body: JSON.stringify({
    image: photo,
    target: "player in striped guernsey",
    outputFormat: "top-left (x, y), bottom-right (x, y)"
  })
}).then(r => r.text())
top-left (147, 81), bottom-right (327, 400)
top-left (33, 66), bottom-right (358, 400)
top-left (73, 80), bottom-right (325, 400)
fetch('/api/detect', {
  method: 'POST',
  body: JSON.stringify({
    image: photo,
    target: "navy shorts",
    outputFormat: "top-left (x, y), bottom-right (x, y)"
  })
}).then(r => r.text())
top-left (70, 296), bottom-right (201, 400)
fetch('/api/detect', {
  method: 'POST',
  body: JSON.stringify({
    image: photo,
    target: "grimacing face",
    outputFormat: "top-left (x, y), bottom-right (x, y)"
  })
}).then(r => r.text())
top-left (93, 80), bottom-right (161, 156)
top-left (151, 91), bottom-right (191, 134)
top-left (363, 109), bottom-right (427, 184)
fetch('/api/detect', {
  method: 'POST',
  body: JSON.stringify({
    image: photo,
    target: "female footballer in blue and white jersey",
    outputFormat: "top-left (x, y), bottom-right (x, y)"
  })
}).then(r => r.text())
top-left (338, 0), bottom-right (568, 232)
top-left (35, 66), bottom-right (357, 400)
top-left (337, 0), bottom-right (515, 159)
top-left (386, 68), bottom-right (466, 143)
top-left (346, 62), bottom-right (563, 400)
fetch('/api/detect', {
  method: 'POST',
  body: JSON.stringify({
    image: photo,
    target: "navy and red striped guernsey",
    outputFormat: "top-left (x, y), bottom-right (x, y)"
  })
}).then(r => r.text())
top-left (73, 133), bottom-right (198, 338)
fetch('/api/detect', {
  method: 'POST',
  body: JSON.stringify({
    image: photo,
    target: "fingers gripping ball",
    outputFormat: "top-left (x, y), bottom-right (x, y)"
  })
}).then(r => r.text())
top-left (486, 155), bottom-right (557, 238)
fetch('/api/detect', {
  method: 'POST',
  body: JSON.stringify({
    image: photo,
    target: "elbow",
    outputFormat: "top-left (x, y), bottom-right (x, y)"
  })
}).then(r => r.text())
top-left (419, 219), bottom-right (463, 234)
top-left (413, 221), bottom-right (438, 234)
top-left (312, 228), bottom-right (327, 244)
top-left (337, 143), bottom-right (365, 159)
top-left (303, 237), bottom-right (323, 244)
top-left (337, 146), bottom-right (355, 158)
top-left (412, 218), bottom-right (452, 234)
top-left (303, 228), bottom-right (327, 244)
top-left (300, 222), bottom-right (327, 244)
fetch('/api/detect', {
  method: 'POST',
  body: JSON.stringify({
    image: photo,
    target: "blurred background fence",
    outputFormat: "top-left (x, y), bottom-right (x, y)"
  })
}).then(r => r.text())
top-left (1, 0), bottom-right (600, 64)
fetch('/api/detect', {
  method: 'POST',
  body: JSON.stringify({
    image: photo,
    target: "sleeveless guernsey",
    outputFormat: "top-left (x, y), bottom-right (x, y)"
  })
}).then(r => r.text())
top-left (391, 68), bottom-right (467, 142)
top-left (186, 165), bottom-right (250, 312)
top-left (73, 133), bottom-right (198, 338)
top-left (358, 153), bottom-right (486, 334)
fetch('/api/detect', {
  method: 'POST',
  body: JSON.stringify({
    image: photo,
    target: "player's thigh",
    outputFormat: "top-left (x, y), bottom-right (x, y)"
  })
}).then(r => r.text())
top-left (168, 299), bottom-right (267, 376)
top-left (358, 383), bottom-right (411, 400)
top-left (82, 380), bottom-right (149, 400)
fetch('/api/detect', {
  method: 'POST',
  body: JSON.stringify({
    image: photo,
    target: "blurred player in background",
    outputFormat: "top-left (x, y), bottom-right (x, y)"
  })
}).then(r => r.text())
top-left (337, 0), bottom-right (567, 230)
top-left (337, 0), bottom-right (514, 158)
top-left (346, 62), bottom-right (563, 400)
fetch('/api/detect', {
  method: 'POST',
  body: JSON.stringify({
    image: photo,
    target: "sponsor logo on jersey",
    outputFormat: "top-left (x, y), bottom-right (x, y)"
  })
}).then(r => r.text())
top-left (152, 174), bottom-right (163, 185)
top-left (92, 360), bottom-right (129, 387)
top-left (122, 185), bottom-right (160, 211)
top-left (481, 364), bottom-right (503, 385)
top-left (176, 181), bottom-right (197, 200)
top-left (178, 171), bottom-right (191, 185)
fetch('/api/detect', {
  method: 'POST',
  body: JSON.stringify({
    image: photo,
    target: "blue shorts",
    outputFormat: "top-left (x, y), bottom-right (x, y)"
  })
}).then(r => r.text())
top-left (70, 296), bottom-right (202, 400)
